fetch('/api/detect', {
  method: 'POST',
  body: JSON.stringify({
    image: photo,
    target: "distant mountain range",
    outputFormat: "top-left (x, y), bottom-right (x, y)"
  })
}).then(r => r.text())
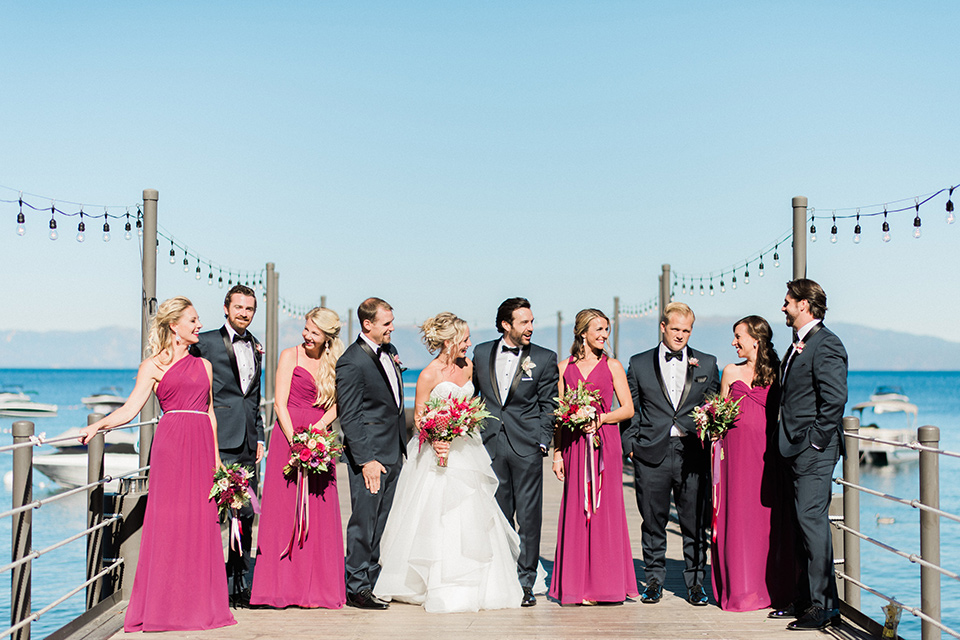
top-left (1, 317), bottom-right (958, 371)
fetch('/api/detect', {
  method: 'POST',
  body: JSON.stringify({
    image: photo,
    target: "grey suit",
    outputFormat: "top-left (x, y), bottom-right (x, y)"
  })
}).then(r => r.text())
top-left (621, 345), bottom-right (719, 589)
top-left (472, 339), bottom-right (559, 588)
top-left (336, 337), bottom-right (406, 595)
top-left (778, 322), bottom-right (847, 611)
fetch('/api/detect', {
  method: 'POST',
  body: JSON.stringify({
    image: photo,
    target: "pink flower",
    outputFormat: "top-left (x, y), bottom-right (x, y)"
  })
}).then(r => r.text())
top-left (796, 341), bottom-right (805, 354)
top-left (298, 448), bottom-right (312, 462)
top-left (688, 358), bottom-right (700, 368)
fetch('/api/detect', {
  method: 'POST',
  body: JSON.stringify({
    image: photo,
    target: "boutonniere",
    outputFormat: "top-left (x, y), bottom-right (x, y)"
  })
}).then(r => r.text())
top-left (795, 341), bottom-right (805, 355)
top-left (688, 357), bottom-right (699, 368)
top-left (520, 356), bottom-right (536, 376)
top-left (254, 342), bottom-right (264, 356)
top-left (393, 353), bottom-right (407, 373)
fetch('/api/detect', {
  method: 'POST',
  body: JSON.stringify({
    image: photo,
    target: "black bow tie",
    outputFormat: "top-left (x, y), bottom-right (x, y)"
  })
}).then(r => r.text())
top-left (376, 346), bottom-right (388, 357)
top-left (501, 345), bottom-right (520, 355)
top-left (233, 333), bottom-right (252, 344)
top-left (664, 350), bottom-right (683, 362)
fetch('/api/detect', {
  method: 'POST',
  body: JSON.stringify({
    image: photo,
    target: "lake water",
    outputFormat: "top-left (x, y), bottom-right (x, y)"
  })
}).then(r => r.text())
top-left (0, 368), bottom-right (955, 638)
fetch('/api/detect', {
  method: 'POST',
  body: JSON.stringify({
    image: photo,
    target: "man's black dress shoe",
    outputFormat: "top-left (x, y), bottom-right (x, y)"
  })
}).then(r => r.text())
top-left (346, 589), bottom-right (389, 610)
top-left (230, 588), bottom-right (252, 609)
top-left (640, 579), bottom-right (662, 604)
top-left (787, 607), bottom-right (840, 631)
top-left (521, 587), bottom-right (536, 607)
top-left (687, 584), bottom-right (709, 606)
top-left (769, 602), bottom-right (809, 619)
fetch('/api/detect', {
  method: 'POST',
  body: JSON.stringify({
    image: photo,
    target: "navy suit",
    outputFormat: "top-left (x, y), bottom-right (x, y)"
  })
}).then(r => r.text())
top-left (621, 345), bottom-right (719, 590)
top-left (191, 326), bottom-right (264, 592)
top-left (472, 340), bottom-right (558, 588)
top-left (335, 337), bottom-right (406, 595)
top-left (778, 323), bottom-right (847, 611)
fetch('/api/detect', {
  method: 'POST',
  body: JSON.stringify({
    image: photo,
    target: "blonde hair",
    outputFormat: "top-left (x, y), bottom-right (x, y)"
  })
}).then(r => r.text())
top-left (146, 296), bottom-right (194, 364)
top-left (304, 307), bottom-right (344, 408)
top-left (570, 308), bottom-right (609, 360)
top-left (661, 301), bottom-right (695, 325)
top-left (420, 312), bottom-right (468, 356)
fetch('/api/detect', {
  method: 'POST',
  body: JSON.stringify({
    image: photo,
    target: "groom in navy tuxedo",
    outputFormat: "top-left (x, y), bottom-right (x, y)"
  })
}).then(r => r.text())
top-left (336, 298), bottom-right (407, 610)
top-left (472, 297), bottom-right (559, 607)
top-left (769, 279), bottom-right (847, 631)
top-left (621, 301), bottom-right (719, 606)
top-left (191, 284), bottom-right (264, 606)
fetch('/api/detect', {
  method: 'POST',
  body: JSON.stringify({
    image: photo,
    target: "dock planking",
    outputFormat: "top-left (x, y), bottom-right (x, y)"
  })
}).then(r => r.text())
top-left (110, 459), bottom-right (873, 640)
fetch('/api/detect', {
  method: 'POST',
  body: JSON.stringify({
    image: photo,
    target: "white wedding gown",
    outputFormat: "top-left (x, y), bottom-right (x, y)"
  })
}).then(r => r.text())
top-left (374, 380), bottom-right (524, 612)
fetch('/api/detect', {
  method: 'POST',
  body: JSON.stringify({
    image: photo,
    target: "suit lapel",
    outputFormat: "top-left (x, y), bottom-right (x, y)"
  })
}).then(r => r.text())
top-left (487, 342), bottom-right (502, 406)
top-left (503, 345), bottom-right (529, 406)
top-left (652, 349), bottom-right (672, 407)
top-left (250, 338), bottom-right (262, 398)
top-left (676, 348), bottom-right (694, 409)
top-left (357, 337), bottom-right (399, 407)
top-left (219, 327), bottom-right (243, 391)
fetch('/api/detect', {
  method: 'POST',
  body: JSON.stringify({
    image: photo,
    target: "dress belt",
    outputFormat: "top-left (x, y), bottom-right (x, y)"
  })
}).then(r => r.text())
top-left (164, 410), bottom-right (207, 415)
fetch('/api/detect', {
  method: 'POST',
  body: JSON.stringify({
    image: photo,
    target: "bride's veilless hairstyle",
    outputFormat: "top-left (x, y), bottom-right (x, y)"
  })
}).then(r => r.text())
top-left (570, 308), bottom-right (609, 361)
top-left (145, 296), bottom-right (194, 364)
top-left (734, 315), bottom-right (780, 388)
top-left (420, 312), bottom-right (468, 356)
top-left (305, 307), bottom-right (344, 409)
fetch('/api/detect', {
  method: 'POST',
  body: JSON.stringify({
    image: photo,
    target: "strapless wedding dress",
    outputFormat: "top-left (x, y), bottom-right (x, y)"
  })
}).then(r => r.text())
top-left (374, 380), bottom-right (523, 612)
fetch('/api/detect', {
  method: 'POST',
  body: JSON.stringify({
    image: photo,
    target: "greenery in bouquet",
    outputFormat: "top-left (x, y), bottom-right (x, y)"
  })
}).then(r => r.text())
top-left (283, 423), bottom-right (343, 477)
top-left (554, 380), bottom-right (603, 432)
top-left (209, 462), bottom-right (254, 518)
top-left (419, 394), bottom-right (492, 466)
top-left (691, 393), bottom-right (742, 441)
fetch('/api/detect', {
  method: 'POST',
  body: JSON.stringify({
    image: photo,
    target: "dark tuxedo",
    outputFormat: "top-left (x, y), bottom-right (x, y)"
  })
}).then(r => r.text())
top-left (191, 326), bottom-right (264, 592)
top-left (621, 345), bottom-right (719, 590)
top-left (335, 336), bottom-right (406, 595)
top-left (778, 322), bottom-right (847, 612)
top-left (472, 339), bottom-right (558, 588)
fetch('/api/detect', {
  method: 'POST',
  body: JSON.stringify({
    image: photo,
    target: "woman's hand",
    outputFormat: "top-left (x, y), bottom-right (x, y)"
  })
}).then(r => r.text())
top-left (215, 454), bottom-right (226, 471)
top-left (583, 415), bottom-right (601, 435)
top-left (553, 456), bottom-right (564, 481)
top-left (78, 424), bottom-right (101, 445)
top-left (431, 440), bottom-right (450, 457)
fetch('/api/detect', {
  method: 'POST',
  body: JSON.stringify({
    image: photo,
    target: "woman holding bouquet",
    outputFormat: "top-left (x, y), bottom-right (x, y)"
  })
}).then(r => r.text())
top-left (712, 315), bottom-right (796, 611)
top-left (250, 308), bottom-right (346, 608)
top-left (550, 308), bottom-right (637, 605)
top-left (375, 312), bottom-right (523, 612)
top-left (79, 297), bottom-right (235, 632)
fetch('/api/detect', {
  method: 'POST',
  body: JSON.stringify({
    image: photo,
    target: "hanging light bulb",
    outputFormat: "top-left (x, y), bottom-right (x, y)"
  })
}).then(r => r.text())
top-left (773, 245), bottom-right (780, 268)
top-left (183, 255), bottom-right (190, 272)
top-left (758, 256), bottom-right (765, 277)
top-left (720, 278), bottom-right (726, 293)
top-left (102, 221), bottom-right (111, 242)
top-left (76, 209), bottom-right (86, 242)
top-left (731, 270), bottom-right (738, 290)
top-left (744, 266), bottom-right (750, 284)
top-left (48, 216), bottom-right (58, 241)
top-left (809, 221), bottom-right (817, 242)
top-left (913, 201), bottom-right (922, 239)
top-left (124, 210), bottom-right (132, 240)
top-left (882, 208), bottom-right (891, 242)
top-left (136, 207), bottom-right (143, 238)
top-left (208, 267), bottom-right (214, 285)
top-left (16, 195), bottom-right (25, 236)
top-left (947, 187), bottom-right (955, 224)
top-left (195, 264), bottom-right (202, 280)
top-left (699, 279), bottom-right (704, 296)
top-left (709, 281), bottom-right (714, 296)
top-left (218, 271), bottom-right (224, 289)
top-left (853, 210), bottom-right (861, 244)
top-left (169, 241), bottom-right (176, 264)
top-left (830, 213), bottom-right (838, 243)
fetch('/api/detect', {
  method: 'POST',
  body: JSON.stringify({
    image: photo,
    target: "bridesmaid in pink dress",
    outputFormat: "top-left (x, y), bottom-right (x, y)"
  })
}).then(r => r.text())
top-left (250, 307), bottom-right (346, 608)
top-left (712, 315), bottom-right (798, 611)
top-left (549, 308), bottom-right (638, 605)
top-left (80, 297), bottom-right (235, 632)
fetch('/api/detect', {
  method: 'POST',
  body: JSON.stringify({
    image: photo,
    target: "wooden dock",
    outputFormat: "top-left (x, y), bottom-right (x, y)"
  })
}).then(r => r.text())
top-left (105, 460), bottom-right (873, 640)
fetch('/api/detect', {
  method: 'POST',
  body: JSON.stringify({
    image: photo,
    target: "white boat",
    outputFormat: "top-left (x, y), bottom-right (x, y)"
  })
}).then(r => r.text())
top-left (81, 387), bottom-right (126, 415)
top-left (47, 426), bottom-right (139, 455)
top-left (852, 386), bottom-right (918, 466)
top-left (0, 389), bottom-right (58, 418)
top-left (32, 452), bottom-right (141, 492)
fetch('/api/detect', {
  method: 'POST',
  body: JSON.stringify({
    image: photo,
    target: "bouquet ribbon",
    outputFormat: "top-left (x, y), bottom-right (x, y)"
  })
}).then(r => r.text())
top-left (711, 439), bottom-right (722, 543)
top-left (583, 430), bottom-right (604, 519)
top-left (281, 468), bottom-right (310, 559)
top-left (228, 488), bottom-right (261, 551)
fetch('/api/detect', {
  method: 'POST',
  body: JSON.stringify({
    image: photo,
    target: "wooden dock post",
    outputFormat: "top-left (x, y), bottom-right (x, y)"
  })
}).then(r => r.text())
top-left (792, 196), bottom-right (807, 280)
top-left (264, 262), bottom-right (278, 428)
top-left (139, 189), bottom-right (158, 468)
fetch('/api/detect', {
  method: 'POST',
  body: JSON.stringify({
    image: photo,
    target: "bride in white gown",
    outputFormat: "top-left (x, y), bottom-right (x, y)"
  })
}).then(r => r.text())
top-left (374, 312), bottom-right (523, 613)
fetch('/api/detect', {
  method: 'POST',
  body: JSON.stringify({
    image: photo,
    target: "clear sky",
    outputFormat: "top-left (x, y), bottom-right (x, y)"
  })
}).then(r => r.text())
top-left (2, 2), bottom-right (958, 345)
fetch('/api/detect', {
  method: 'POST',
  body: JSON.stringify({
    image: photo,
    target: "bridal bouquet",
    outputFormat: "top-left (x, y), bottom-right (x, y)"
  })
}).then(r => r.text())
top-left (554, 380), bottom-right (604, 446)
top-left (209, 463), bottom-right (255, 517)
top-left (691, 394), bottom-right (742, 441)
top-left (419, 395), bottom-right (492, 466)
top-left (283, 423), bottom-right (343, 477)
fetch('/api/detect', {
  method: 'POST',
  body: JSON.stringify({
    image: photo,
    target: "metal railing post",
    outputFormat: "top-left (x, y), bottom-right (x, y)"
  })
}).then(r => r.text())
top-left (11, 421), bottom-right (34, 640)
top-left (658, 264), bottom-right (670, 342)
top-left (612, 296), bottom-right (620, 360)
top-left (918, 425), bottom-right (941, 640)
top-left (140, 188), bottom-right (159, 469)
top-left (792, 196), bottom-right (808, 280)
top-left (556, 311), bottom-right (562, 358)
top-left (264, 262), bottom-right (278, 428)
top-left (841, 416), bottom-right (861, 608)
top-left (85, 414), bottom-right (105, 609)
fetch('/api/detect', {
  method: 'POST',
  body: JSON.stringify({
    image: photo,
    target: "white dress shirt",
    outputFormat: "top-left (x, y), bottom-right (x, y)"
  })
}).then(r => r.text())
top-left (495, 339), bottom-right (521, 401)
top-left (360, 333), bottom-right (400, 405)
top-left (658, 343), bottom-right (687, 436)
top-left (783, 318), bottom-right (821, 379)
top-left (225, 323), bottom-right (256, 395)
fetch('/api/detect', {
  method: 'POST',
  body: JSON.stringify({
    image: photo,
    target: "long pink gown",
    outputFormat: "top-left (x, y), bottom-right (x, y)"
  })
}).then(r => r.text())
top-left (711, 380), bottom-right (798, 611)
top-left (250, 365), bottom-right (345, 608)
top-left (549, 355), bottom-right (638, 604)
top-left (124, 355), bottom-right (235, 632)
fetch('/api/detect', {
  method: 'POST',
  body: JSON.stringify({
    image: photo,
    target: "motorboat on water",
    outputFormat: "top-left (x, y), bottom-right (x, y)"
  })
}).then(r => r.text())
top-left (81, 387), bottom-right (126, 415)
top-left (852, 386), bottom-right (919, 466)
top-left (0, 388), bottom-right (58, 418)
top-left (30, 425), bottom-right (140, 491)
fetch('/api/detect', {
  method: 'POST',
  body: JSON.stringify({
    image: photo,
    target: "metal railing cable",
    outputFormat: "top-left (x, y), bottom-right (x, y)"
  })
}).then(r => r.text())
top-left (835, 477), bottom-right (960, 525)
top-left (0, 559), bottom-right (125, 640)
top-left (846, 430), bottom-right (960, 461)
top-left (0, 517), bottom-right (120, 575)
top-left (832, 521), bottom-right (960, 581)
top-left (0, 466), bottom-right (149, 520)
top-left (836, 570), bottom-right (960, 640)
top-left (0, 419), bottom-right (158, 454)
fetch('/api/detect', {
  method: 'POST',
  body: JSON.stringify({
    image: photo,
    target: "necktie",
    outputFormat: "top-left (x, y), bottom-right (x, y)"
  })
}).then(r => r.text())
top-left (233, 333), bottom-right (252, 343)
top-left (665, 350), bottom-right (683, 362)
top-left (501, 345), bottom-right (520, 355)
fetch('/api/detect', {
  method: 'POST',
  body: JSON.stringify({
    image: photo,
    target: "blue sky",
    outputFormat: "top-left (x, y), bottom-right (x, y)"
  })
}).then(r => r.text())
top-left (2, 2), bottom-right (958, 344)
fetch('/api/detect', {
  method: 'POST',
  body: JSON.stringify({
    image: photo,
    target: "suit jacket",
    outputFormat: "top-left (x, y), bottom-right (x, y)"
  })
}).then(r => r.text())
top-left (335, 337), bottom-right (407, 468)
top-left (778, 323), bottom-right (848, 457)
top-left (472, 340), bottom-right (559, 459)
top-left (191, 326), bottom-right (264, 451)
top-left (621, 345), bottom-right (720, 466)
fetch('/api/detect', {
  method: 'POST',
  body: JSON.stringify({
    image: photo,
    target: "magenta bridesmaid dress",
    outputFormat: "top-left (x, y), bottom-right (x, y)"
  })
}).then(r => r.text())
top-left (124, 355), bottom-right (235, 632)
top-left (711, 380), bottom-right (798, 611)
top-left (549, 355), bottom-right (638, 604)
top-left (250, 365), bottom-right (345, 608)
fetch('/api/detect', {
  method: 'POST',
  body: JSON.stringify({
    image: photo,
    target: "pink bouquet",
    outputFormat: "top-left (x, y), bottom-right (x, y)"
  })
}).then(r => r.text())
top-left (554, 380), bottom-right (604, 446)
top-left (691, 394), bottom-right (742, 441)
top-left (283, 423), bottom-right (343, 477)
top-left (419, 395), bottom-right (492, 466)
top-left (209, 463), bottom-right (255, 517)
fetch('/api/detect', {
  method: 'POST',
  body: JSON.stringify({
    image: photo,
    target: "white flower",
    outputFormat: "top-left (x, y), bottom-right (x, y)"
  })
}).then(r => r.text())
top-left (688, 357), bottom-right (700, 368)
top-left (217, 478), bottom-right (230, 490)
top-left (520, 357), bottom-right (536, 375)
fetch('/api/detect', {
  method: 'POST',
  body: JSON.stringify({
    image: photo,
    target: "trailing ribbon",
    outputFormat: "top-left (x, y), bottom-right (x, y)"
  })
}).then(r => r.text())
top-left (583, 430), bottom-right (604, 519)
top-left (280, 468), bottom-right (310, 559)
top-left (711, 439), bottom-right (722, 544)
top-left (229, 509), bottom-right (243, 552)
